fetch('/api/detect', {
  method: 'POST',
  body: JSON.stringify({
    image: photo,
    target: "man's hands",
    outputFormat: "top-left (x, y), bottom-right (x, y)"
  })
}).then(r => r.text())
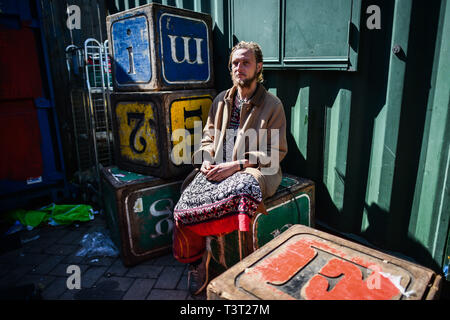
top-left (200, 160), bottom-right (240, 182)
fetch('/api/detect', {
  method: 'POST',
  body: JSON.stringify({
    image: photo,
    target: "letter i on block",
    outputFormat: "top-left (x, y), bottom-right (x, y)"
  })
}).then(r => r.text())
top-left (106, 3), bottom-right (214, 91)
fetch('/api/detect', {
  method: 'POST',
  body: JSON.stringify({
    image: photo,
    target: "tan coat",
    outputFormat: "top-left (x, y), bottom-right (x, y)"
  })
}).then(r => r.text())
top-left (182, 84), bottom-right (288, 201)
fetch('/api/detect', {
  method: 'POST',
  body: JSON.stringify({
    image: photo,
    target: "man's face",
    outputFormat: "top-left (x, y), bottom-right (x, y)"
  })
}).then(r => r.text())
top-left (231, 48), bottom-right (262, 88)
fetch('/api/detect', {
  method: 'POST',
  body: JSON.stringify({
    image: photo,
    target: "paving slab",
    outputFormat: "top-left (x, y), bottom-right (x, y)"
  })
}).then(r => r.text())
top-left (154, 266), bottom-right (185, 290)
top-left (147, 289), bottom-right (189, 300)
top-left (0, 215), bottom-right (206, 300)
top-left (122, 278), bottom-right (156, 300)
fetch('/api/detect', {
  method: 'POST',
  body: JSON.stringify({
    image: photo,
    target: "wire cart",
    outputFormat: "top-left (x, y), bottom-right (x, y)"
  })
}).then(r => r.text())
top-left (65, 38), bottom-right (114, 204)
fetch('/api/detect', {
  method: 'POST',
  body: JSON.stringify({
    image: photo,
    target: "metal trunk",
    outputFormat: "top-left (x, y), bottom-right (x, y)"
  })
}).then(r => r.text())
top-left (101, 166), bottom-right (183, 266)
top-left (207, 225), bottom-right (443, 300)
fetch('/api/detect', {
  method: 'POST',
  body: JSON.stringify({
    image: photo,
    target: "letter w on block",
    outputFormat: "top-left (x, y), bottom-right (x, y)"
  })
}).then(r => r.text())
top-left (168, 35), bottom-right (204, 64)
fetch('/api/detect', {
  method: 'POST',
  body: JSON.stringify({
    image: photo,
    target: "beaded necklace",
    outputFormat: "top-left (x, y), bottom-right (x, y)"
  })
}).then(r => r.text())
top-left (236, 96), bottom-right (249, 109)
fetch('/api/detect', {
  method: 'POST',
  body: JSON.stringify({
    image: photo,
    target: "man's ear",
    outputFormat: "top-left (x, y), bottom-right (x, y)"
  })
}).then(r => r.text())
top-left (257, 62), bottom-right (263, 73)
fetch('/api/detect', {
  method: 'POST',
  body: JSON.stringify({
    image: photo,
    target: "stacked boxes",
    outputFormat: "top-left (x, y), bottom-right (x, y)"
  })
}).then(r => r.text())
top-left (107, 3), bottom-right (214, 91)
top-left (107, 3), bottom-right (216, 178)
top-left (103, 4), bottom-right (216, 265)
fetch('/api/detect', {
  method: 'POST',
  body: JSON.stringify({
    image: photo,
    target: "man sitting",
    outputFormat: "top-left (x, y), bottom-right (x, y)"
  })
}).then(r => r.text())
top-left (172, 41), bottom-right (288, 295)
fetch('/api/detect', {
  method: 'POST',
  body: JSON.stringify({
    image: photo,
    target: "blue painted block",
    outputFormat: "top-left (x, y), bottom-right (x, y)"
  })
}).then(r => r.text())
top-left (106, 3), bottom-right (214, 91)
top-left (111, 15), bottom-right (152, 86)
top-left (158, 13), bottom-right (210, 84)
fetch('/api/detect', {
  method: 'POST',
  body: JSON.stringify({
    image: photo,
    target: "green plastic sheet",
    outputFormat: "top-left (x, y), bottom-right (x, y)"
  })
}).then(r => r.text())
top-left (6, 203), bottom-right (95, 228)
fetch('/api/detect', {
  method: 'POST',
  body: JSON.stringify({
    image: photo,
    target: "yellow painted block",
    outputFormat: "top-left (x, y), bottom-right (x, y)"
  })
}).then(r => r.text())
top-left (111, 89), bottom-right (216, 178)
top-left (115, 101), bottom-right (160, 166)
top-left (169, 95), bottom-right (212, 164)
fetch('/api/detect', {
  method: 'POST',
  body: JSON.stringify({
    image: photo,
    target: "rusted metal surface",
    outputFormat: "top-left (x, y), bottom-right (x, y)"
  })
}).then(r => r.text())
top-left (111, 89), bottom-right (216, 178)
top-left (101, 166), bottom-right (182, 266)
top-left (207, 224), bottom-right (442, 300)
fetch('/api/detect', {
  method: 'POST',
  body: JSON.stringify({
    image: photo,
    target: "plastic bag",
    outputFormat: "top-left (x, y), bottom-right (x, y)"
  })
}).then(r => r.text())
top-left (5, 209), bottom-right (49, 230)
top-left (5, 204), bottom-right (96, 232)
top-left (41, 203), bottom-right (96, 226)
top-left (75, 228), bottom-right (119, 258)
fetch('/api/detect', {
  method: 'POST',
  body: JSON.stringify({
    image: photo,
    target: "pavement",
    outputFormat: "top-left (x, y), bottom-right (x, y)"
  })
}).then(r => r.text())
top-left (0, 213), bottom-right (204, 300)
top-left (2, 211), bottom-right (448, 301)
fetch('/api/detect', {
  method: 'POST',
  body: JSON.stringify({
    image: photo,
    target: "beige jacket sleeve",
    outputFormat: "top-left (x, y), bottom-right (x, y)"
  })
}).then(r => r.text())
top-left (243, 101), bottom-right (288, 172)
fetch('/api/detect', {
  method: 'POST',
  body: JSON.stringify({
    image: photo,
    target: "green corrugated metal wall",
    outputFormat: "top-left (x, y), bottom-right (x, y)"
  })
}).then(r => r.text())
top-left (110, 0), bottom-right (450, 274)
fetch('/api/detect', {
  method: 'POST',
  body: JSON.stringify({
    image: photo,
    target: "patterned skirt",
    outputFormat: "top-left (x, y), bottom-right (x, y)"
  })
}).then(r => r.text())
top-left (173, 172), bottom-right (262, 235)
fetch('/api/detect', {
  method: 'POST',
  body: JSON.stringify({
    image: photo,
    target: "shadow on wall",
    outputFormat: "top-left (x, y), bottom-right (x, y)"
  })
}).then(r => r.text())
top-left (362, 202), bottom-right (442, 273)
top-left (264, 0), bottom-right (444, 273)
top-left (212, 10), bottom-right (233, 92)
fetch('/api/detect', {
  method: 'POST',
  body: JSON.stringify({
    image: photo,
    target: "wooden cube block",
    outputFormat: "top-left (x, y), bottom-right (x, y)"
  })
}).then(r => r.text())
top-left (207, 224), bottom-right (443, 300)
top-left (209, 174), bottom-right (315, 273)
top-left (106, 3), bottom-right (214, 91)
top-left (111, 89), bottom-right (216, 178)
top-left (101, 166), bottom-right (183, 266)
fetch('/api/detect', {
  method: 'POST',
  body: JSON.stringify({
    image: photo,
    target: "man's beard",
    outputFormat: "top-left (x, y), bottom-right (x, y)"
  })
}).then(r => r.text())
top-left (232, 69), bottom-right (258, 88)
